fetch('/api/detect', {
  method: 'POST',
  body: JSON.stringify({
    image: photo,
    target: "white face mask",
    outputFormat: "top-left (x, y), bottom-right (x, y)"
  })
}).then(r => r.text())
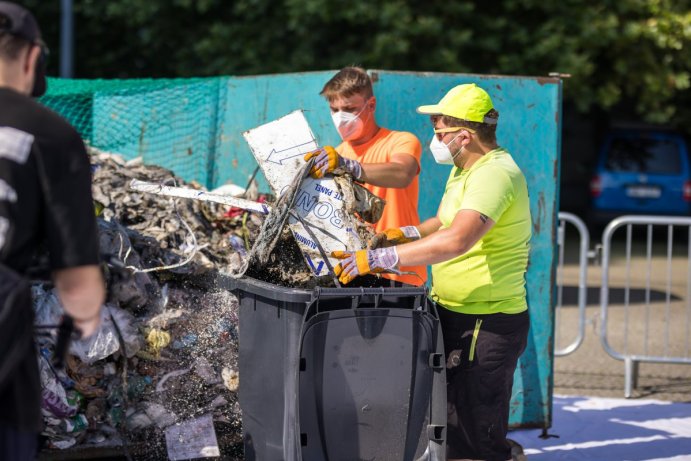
top-left (331, 102), bottom-right (369, 141)
top-left (429, 133), bottom-right (462, 165)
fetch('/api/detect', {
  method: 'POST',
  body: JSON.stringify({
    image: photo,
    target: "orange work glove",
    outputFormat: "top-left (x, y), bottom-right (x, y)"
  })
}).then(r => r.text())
top-left (304, 146), bottom-right (362, 179)
top-left (331, 247), bottom-right (399, 285)
top-left (368, 226), bottom-right (421, 249)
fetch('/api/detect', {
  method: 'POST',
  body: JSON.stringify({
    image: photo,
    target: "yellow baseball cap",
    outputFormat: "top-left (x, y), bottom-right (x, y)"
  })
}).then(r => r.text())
top-left (417, 83), bottom-right (497, 124)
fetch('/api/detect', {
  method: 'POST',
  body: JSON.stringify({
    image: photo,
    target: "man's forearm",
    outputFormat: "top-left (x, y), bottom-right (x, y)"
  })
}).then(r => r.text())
top-left (359, 161), bottom-right (418, 188)
top-left (397, 210), bottom-right (494, 267)
top-left (417, 216), bottom-right (442, 238)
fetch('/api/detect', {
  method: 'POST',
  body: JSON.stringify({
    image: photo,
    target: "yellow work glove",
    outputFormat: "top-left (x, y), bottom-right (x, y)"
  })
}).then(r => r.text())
top-left (368, 226), bottom-right (421, 249)
top-left (331, 247), bottom-right (399, 285)
top-left (304, 146), bottom-right (362, 179)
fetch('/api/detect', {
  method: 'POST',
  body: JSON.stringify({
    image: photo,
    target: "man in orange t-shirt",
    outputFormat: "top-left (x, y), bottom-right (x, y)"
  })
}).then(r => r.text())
top-left (304, 66), bottom-right (427, 286)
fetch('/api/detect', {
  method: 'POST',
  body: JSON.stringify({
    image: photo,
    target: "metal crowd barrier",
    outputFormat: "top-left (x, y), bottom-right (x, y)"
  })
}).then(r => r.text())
top-left (555, 212), bottom-right (590, 356)
top-left (599, 215), bottom-right (691, 398)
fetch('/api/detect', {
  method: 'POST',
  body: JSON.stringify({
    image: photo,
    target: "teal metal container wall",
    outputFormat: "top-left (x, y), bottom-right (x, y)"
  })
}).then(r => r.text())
top-left (42, 71), bottom-right (561, 429)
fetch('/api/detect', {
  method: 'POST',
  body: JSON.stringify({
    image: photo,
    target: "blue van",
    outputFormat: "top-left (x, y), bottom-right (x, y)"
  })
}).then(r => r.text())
top-left (589, 129), bottom-right (691, 225)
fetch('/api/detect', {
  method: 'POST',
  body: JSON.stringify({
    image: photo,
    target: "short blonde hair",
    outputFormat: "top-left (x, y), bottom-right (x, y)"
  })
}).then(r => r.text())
top-left (320, 66), bottom-right (373, 101)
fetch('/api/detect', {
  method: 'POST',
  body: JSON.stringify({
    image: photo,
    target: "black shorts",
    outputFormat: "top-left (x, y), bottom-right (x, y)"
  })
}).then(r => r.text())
top-left (438, 306), bottom-right (530, 461)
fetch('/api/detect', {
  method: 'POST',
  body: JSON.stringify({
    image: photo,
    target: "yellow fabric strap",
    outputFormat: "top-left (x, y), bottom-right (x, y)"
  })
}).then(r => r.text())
top-left (468, 318), bottom-right (483, 362)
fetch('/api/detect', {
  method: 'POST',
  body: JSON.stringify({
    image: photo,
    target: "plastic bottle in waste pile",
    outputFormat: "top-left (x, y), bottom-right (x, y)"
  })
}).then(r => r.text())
top-left (65, 390), bottom-right (84, 412)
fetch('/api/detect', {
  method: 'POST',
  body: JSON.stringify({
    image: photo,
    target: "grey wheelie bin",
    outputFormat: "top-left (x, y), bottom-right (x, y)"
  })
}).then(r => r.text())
top-left (225, 276), bottom-right (446, 461)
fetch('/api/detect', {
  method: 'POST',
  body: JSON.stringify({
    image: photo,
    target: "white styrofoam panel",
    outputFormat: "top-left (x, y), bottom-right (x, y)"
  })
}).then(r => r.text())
top-left (243, 110), bottom-right (364, 277)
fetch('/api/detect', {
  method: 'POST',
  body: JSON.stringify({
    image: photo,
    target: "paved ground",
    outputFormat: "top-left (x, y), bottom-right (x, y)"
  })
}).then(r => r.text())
top-left (506, 227), bottom-right (691, 460)
top-left (553, 228), bottom-right (691, 402)
top-left (554, 305), bottom-right (691, 402)
top-left (510, 395), bottom-right (691, 460)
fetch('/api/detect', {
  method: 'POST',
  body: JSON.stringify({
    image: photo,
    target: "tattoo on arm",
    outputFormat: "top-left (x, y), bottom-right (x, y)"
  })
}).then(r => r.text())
top-left (479, 213), bottom-right (489, 224)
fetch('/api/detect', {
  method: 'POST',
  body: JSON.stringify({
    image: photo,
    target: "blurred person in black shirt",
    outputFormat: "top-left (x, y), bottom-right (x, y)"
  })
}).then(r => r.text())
top-left (0, 2), bottom-right (105, 459)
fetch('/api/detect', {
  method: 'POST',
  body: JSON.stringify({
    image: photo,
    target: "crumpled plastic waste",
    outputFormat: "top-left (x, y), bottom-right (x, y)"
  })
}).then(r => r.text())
top-left (69, 304), bottom-right (142, 364)
top-left (64, 355), bottom-right (107, 399)
top-left (146, 308), bottom-right (185, 330)
top-left (33, 286), bottom-right (65, 348)
top-left (145, 328), bottom-right (171, 358)
top-left (126, 409), bottom-right (153, 431)
top-left (142, 402), bottom-right (178, 429)
top-left (49, 437), bottom-right (78, 450)
top-left (39, 355), bottom-right (79, 419)
top-left (333, 175), bottom-right (385, 225)
top-left (156, 367), bottom-right (192, 393)
top-left (222, 367), bottom-right (239, 393)
top-left (98, 219), bottom-right (159, 310)
top-left (194, 357), bottom-right (221, 385)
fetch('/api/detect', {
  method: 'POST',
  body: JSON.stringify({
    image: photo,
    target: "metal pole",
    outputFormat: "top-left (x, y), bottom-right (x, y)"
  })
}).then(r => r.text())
top-left (59, 0), bottom-right (73, 78)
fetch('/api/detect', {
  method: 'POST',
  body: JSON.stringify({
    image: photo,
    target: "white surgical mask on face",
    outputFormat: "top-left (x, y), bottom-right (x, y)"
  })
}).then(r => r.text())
top-left (429, 133), bottom-right (462, 165)
top-left (331, 102), bottom-right (370, 141)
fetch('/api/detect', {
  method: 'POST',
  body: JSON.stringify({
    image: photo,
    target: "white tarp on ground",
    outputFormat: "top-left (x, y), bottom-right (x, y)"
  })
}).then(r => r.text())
top-left (509, 395), bottom-right (691, 460)
top-left (243, 110), bottom-right (364, 277)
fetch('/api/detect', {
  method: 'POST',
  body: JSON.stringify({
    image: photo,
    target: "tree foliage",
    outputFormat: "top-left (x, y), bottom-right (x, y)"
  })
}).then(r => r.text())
top-left (23, 0), bottom-right (691, 130)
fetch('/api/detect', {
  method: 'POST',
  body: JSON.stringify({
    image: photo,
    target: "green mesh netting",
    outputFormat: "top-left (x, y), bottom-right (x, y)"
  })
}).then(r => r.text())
top-left (40, 77), bottom-right (226, 188)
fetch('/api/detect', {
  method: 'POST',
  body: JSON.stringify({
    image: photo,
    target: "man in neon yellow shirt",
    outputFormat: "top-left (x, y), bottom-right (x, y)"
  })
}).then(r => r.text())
top-left (331, 83), bottom-right (531, 461)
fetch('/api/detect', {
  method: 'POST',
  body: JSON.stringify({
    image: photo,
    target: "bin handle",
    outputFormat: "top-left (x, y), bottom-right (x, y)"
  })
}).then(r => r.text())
top-left (428, 353), bottom-right (444, 370)
top-left (372, 293), bottom-right (382, 309)
top-left (427, 424), bottom-right (445, 442)
top-left (351, 290), bottom-right (363, 309)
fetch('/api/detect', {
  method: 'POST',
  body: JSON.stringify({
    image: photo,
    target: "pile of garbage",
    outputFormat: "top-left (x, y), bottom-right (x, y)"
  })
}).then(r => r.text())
top-left (91, 149), bottom-right (260, 278)
top-left (35, 140), bottom-right (381, 457)
top-left (35, 148), bottom-right (290, 457)
top-left (36, 281), bottom-right (241, 457)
